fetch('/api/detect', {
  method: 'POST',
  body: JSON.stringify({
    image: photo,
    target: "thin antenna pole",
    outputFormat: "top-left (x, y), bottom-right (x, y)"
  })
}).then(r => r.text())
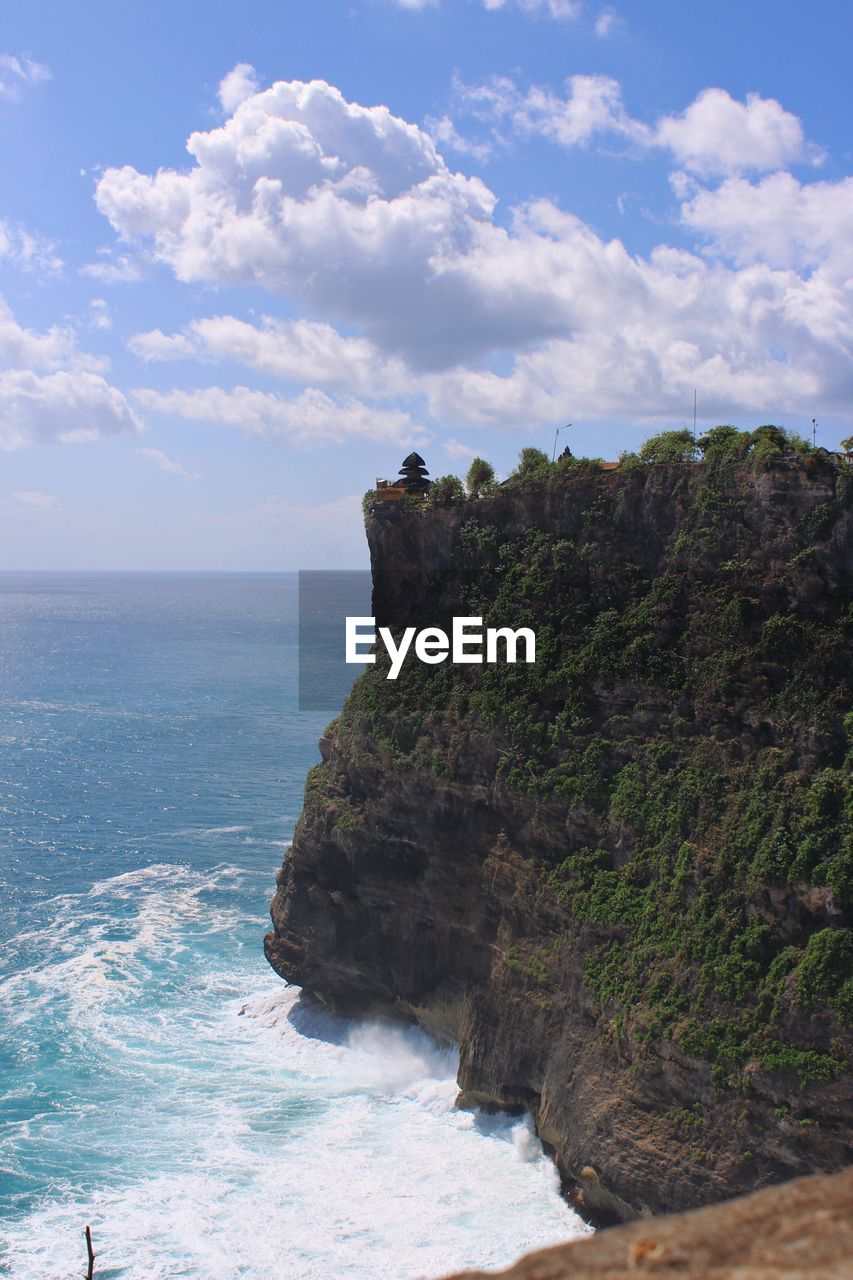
top-left (693, 389), bottom-right (697, 443)
top-left (812, 417), bottom-right (817, 448)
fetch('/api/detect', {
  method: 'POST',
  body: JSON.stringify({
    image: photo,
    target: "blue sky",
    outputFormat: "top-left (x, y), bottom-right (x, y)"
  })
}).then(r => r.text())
top-left (1, 0), bottom-right (851, 568)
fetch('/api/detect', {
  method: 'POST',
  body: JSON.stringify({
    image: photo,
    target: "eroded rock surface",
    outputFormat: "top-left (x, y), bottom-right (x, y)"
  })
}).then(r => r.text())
top-left (266, 457), bottom-right (852, 1220)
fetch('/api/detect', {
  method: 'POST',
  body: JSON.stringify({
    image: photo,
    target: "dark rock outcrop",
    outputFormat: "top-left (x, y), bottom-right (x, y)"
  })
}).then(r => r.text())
top-left (266, 456), bottom-right (852, 1221)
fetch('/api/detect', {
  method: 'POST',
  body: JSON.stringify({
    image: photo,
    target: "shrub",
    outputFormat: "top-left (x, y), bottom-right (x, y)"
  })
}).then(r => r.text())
top-left (466, 457), bottom-right (497, 497)
top-left (428, 474), bottom-right (466, 505)
top-left (513, 447), bottom-right (552, 480)
top-left (795, 928), bottom-right (853, 1018)
top-left (698, 426), bottom-right (751, 463)
top-left (638, 429), bottom-right (697, 464)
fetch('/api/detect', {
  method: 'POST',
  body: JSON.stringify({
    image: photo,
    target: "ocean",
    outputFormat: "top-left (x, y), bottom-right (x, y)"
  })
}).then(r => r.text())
top-left (0, 573), bottom-right (587, 1280)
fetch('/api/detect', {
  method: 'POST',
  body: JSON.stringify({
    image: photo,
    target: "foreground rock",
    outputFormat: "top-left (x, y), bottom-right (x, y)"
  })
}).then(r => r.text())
top-left (440, 1166), bottom-right (853, 1279)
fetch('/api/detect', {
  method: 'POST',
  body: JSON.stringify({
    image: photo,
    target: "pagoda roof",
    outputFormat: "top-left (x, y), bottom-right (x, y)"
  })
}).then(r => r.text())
top-left (401, 452), bottom-right (426, 467)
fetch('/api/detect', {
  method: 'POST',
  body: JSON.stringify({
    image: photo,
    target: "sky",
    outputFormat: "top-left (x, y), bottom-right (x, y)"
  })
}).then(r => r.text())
top-left (1, 0), bottom-right (852, 569)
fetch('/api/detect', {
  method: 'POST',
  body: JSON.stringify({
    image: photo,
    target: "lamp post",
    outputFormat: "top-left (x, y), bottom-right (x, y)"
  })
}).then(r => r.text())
top-left (552, 422), bottom-right (572, 461)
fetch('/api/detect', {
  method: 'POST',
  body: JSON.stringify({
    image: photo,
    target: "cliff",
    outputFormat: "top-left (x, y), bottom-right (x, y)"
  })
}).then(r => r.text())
top-left (266, 446), bottom-right (852, 1222)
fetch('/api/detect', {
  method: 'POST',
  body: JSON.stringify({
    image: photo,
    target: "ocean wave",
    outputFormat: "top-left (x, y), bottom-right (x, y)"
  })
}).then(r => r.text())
top-left (1, 976), bottom-right (586, 1280)
top-left (1, 867), bottom-right (586, 1280)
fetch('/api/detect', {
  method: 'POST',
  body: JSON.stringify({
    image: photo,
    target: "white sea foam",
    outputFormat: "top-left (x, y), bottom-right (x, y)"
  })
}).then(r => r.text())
top-left (1, 864), bottom-right (590, 1280)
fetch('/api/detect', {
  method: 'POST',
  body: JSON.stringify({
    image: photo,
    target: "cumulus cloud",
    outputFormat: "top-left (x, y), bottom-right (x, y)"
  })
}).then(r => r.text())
top-left (94, 71), bottom-right (853, 426)
top-left (218, 62), bottom-right (260, 113)
top-left (95, 74), bottom-right (554, 369)
top-left (0, 369), bottom-right (141, 450)
top-left (0, 297), bottom-right (140, 449)
top-left (679, 171), bottom-right (853, 272)
top-left (515, 75), bottom-right (649, 147)
top-left (453, 75), bottom-right (818, 176)
top-left (0, 297), bottom-right (102, 373)
top-left (136, 447), bottom-right (198, 478)
top-left (128, 328), bottom-right (197, 361)
top-left (12, 489), bottom-right (58, 507)
top-left (0, 52), bottom-right (50, 102)
top-left (133, 384), bottom-right (423, 445)
top-left (656, 88), bottom-right (820, 178)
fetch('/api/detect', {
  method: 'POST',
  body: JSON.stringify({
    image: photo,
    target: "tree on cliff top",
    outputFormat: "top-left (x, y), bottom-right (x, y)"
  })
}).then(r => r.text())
top-left (638, 429), bottom-right (697, 464)
top-left (505, 447), bottom-right (553, 486)
top-left (466, 457), bottom-right (497, 498)
top-left (428, 474), bottom-right (466, 505)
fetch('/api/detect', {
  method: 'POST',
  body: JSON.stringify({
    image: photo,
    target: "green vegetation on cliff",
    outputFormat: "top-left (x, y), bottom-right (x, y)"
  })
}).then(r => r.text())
top-left (344, 430), bottom-right (851, 1091)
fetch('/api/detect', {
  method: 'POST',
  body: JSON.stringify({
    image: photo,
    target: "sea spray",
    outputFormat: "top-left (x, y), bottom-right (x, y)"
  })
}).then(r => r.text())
top-left (1, 865), bottom-right (588, 1279)
top-left (0, 574), bottom-right (589, 1280)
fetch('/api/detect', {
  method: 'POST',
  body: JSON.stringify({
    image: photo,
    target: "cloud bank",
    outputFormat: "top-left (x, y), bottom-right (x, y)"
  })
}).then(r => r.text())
top-left (96, 68), bottom-right (851, 431)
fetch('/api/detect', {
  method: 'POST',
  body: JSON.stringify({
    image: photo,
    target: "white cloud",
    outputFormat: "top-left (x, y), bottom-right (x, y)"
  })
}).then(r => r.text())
top-left (0, 297), bottom-right (140, 449)
top-left (95, 74), bottom-right (533, 369)
top-left (595, 10), bottom-right (617, 36)
top-left (133, 384), bottom-right (424, 445)
top-left (218, 63), bottom-right (260, 114)
top-left (656, 88), bottom-right (820, 178)
top-left (452, 76), bottom-right (819, 177)
top-left (88, 299), bottom-right (112, 331)
top-left (93, 74), bottom-right (853, 427)
top-left (136, 447), bottom-right (198, 478)
top-left (0, 297), bottom-right (102, 373)
top-left (426, 114), bottom-right (494, 162)
top-left (389, 0), bottom-right (578, 10)
top-left (12, 489), bottom-right (58, 507)
top-left (0, 52), bottom-right (50, 103)
top-left (513, 75), bottom-right (650, 147)
top-left (193, 315), bottom-right (408, 393)
top-left (483, 0), bottom-right (580, 17)
top-left (130, 314), bottom-right (410, 397)
top-left (80, 250), bottom-right (147, 283)
top-left (0, 221), bottom-right (63, 276)
top-left (679, 171), bottom-right (853, 272)
top-left (128, 328), bottom-right (197, 361)
top-left (451, 71), bottom-right (651, 151)
top-left (0, 369), bottom-right (141, 450)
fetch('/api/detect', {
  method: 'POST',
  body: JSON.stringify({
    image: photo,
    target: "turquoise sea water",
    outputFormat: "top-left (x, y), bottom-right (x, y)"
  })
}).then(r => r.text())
top-left (0, 573), bottom-right (586, 1280)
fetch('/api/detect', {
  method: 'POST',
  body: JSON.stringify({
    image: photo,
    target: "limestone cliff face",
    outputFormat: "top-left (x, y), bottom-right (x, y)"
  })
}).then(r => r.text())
top-left (266, 455), bottom-right (852, 1222)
